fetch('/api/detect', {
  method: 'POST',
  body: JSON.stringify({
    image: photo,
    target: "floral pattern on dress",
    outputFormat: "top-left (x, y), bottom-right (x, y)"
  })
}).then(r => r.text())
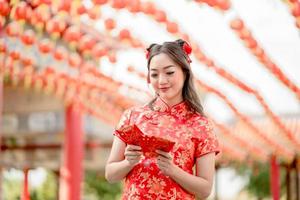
top-left (114, 97), bottom-right (220, 200)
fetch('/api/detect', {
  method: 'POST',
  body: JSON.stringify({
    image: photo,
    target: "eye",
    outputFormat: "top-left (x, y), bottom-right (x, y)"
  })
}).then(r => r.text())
top-left (150, 73), bottom-right (158, 78)
top-left (166, 71), bottom-right (175, 75)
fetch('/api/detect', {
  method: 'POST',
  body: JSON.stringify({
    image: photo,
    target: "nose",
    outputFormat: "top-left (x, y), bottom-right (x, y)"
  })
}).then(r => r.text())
top-left (158, 74), bottom-right (168, 85)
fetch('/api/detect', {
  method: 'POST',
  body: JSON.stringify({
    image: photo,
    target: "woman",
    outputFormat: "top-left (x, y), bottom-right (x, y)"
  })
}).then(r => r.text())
top-left (105, 39), bottom-right (220, 199)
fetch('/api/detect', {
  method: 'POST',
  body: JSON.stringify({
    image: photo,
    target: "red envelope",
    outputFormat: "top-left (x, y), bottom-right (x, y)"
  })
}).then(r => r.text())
top-left (115, 124), bottom-right (175, 157)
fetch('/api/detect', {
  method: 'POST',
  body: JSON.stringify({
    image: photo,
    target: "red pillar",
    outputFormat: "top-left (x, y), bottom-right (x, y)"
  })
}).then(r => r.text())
top-left (21, 169), bottom-right (30, 200)
top-left (59, 104), bottom-right (84, 200)
top-left (270, 155), bottom-right (280, 200)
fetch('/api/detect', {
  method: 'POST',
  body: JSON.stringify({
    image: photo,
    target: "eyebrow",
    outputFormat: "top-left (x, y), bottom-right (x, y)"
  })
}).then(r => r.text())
top-left (150, 65), bottom-right (175, 71)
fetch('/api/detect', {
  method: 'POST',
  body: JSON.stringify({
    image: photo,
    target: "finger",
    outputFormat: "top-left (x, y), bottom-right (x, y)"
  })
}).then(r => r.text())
top-left (127, 145), bottom-right (142, 151)
top-left (125, 152), bottom-right (142, 157)
top-left (156, 150), bottom-right (171, 159)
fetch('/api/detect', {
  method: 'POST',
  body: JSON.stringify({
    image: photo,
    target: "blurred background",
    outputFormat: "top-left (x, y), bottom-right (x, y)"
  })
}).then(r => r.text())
top-left (0, 0), bottom-right (299, 199)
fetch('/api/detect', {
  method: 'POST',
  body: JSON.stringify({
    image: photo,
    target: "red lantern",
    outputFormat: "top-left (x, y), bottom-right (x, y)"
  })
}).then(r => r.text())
top-left (154, 10), bottom-right (167, 23)
top-left (119, 29), bottom-right (131, 40)
top-left (112, 0), bottom-right (126, 9)
top-left (292, 2), bottom-right (300, 17)
top-left (46, 17), bottom-right (67, 39)
top-left (130, 38), bottom-right (143, 48)
top-left (238, 28), bottom-right (251, 40)
top-left (77, 4), bottom-right (87, 15)
top-left (166, 21), bottom-right (178, 33)
top-left (104, 18), bottom-right (116, 30)
top-left (92, 43), bottom-right (108, 58)
top-left (127, 0), bottom-right (141, 13)
top-left (0, 39), bottom-right (6, 53)
top-left (68, 52), bottom-right (82, 68)
top-left (0, 0), bottom-right (10, 17)
top-left (93, 0), bottom-right (108, 5)
top-left (14, 1), bottom-right (32, 22)
top-left (141, 2), bottom-right (156, 15)
top-left (230, 18), bottom-right (244, 30)
top-left (79, 34), bottom-right (97, 53)
top-left (22, 57), bottom-right (34, 66)
top-left (246, 38), bottom-right (257, 49)
top-left (108, 52), bottom-right (117, 63)
top-left (88, 6), bottom-right (101, 20)
top-left (31, 4), bottom-right (51, 29)
top-left (21, 29), bottom-right (36, 46)
top-left (252, 47), bottom-right (264, 58)
top-left (58, 1), bottom-right (71, 12)
top-left (10, 50), bottom-right (20, 60)
top-left (218, 0), bottom-right (231, 10)
top-left (63, 25), bottom-right (81, 47)
top-left (6, 22), bottom-right (21, 37)
top-left (296, 17), bottom-right (300, 28)
top-left (54, 46), bottom-right (68, 61)
top-left (39, 38), bottom-right (54, 54)
top-left (127, 66), bottom-right (135, 73)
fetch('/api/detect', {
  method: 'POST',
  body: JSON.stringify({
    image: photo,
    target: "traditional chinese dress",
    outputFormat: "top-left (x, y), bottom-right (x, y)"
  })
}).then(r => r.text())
top-left (114, 97), bottom-right (220, 200)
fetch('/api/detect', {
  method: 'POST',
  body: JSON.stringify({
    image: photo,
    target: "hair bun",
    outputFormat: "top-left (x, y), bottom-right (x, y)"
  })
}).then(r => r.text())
top-left (175, 39), bottom-right (192, 55)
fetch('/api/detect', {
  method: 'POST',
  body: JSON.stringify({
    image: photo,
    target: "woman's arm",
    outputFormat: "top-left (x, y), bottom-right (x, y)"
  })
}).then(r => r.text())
top-left (105, 137), bottom-right (142, 183)
top-left (156, 150), bottom-right (216, 199)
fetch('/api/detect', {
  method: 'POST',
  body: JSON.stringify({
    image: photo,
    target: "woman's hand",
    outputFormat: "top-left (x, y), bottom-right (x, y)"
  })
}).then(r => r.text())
top-left (156, 150), bottom-right (177, 177)
top-left (124, 145), bottom-right (142, 167)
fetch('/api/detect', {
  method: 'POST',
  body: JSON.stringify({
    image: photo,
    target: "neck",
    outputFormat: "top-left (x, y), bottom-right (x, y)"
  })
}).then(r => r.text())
top-left (158, 95), bottom-right (183, 108)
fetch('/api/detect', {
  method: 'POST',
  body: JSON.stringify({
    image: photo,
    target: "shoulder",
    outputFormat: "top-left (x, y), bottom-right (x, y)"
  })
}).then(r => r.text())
top-left (189, 113), bottom-right (214, 135)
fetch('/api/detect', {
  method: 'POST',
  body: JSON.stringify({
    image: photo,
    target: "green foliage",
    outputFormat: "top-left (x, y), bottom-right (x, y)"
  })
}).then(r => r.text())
top-left (3, 176), bottom-right (21, 200)
top-left (84, 170), bottom-right (122, 200)
top-left (233, 161), bottom-right (286, 199)
top-left (30, 171), bottom-right (57, 200)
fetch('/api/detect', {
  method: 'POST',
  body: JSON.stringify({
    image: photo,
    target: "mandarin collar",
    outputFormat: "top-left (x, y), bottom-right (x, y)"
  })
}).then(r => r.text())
top-left (152, 96), bottom-right (189, 114)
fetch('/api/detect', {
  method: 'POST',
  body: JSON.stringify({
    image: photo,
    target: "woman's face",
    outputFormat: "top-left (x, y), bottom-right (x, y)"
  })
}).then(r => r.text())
top-left (149, 53), bottom-right (185, 106)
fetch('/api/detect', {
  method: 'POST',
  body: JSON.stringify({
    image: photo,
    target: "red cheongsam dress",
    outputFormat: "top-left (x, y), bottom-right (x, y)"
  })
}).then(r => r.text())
top-left (114, 97), bottom-right (220, 200)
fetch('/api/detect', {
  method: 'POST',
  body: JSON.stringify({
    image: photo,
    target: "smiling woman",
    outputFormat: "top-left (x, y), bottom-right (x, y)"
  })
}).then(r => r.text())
top-left (105, 39), bottom-right (220, 200)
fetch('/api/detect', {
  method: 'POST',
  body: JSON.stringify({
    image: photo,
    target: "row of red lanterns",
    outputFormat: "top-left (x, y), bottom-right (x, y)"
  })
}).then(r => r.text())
top-left (196, 79), bottom-right (295, 162)
top-left (194, 0), bottom-right (231, 11)
top-left (230, 17), bottom-right (300, 101)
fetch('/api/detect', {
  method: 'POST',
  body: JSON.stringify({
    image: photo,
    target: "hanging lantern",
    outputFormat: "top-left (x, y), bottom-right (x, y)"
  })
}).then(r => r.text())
top-left (0, 0), bottom-right (10, 17)
top-left (38, 38), bottom-right (54, 54)
top-left (79, 34), bottom-right (97, 55)
top-left (112, 0), bottom-right (126, 9)
top-left (13, 2), bottom-right (32, 23)
top-left (53, 46), bottom-right (68, 61)
top-left (108, 52), bottom-right (117, 63)
top-left (104, 18), bottom-right (116, 30)
top-left (217, 0), bottom-right (231, 10)
top-left (92, 43), bottom-right (108, 58)
top-left (46, 17), bottom-right (67, 40)
top-left (77, 4), bottom-right (87, 15)
top-left (141, 2), bottom-right (156, 15)
top-left (230, 18), bottom-right (244, 30)
top-left (22, 56), bottom-right (34, 66)
top-left (93, 0), bottom-right (108, 5)
top-left (63, 25), bottom-right (81, 49)
top-left (292, 2), bottom-right (300, 17)
top-left (119, 29), bottom-right (131, 40)
top-left (296, 17), bottom-right (300, 28)
top-left (0, 16), bottom-right (5, 29)
top-left (9, 50), bottom-right (21, 60)
top-left (88, 6), bottom-right (101, 20)
top-left (68, 52), bottom-right (82, 68)
top-left (166, 21), bottom-right (178, 34)
top-left (21, 29), bottom-right (36, 46)
top-left (6, 21), bottom-right (22, 38)
top-left (0, 39), bottom-right (6, 54)
top-left (245, 38), bottom-right (257, 49)
top-left (31, 4), bottom-right (51, 31)
top-left (127, 0), bottom-right (141, 13)
top-left (154, 10), bottom-right (167, 23)
top-left (58, 1), bottom-right (71, 12)
top-left (238, 28), bottom-right (251, 40)
top-left (130, 38), bottom-right (143, 48)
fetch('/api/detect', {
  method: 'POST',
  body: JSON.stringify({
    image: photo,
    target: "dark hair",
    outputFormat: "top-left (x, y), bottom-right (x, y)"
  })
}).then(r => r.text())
top-left (146, 39), bottom-right (205, 116)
